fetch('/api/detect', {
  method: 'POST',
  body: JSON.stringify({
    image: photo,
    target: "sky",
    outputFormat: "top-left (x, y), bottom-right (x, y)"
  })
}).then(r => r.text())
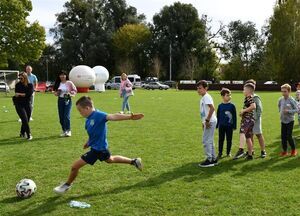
top-left (28, 0), bottom-right (277, 44)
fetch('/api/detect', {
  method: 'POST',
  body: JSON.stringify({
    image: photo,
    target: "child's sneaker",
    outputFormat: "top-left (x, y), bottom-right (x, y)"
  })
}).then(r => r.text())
top-left (291, 150), bottom-right (298, 156)
top-left (198, 159), bottom-right (215, 167)
top-left (27, 134), bottom-right (33, 140)
top-left (280, 151), bottom-right (288, 156)
top-left (261, 150), bottom-right (267, 158)
top-left (226, 153), bottom-right (232, 157)
top-left (65, 130), bottom-right (72, 137)
top-left (53, 183), bottom-right (71, 194)
top-left (132, 158), bottom-right (143, 171)
top-left (233, 148), bottom-right (245, 160)
top-left (245, 155), bottom-right (253, 160)
top-left (60, 131), bottom-right (66, 137)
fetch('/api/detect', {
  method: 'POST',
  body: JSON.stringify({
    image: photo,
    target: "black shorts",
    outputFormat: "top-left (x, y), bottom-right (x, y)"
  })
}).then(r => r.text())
top-left (81, 149), bottom-right (111, 165)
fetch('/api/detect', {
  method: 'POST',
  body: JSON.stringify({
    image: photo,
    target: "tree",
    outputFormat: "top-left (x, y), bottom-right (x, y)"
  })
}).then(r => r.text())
top-left (264, 0), bottom-right (300, 82)
top-left (220, 20), bottom-right (262, 80)
top-left (151, 2), bottom-right (217, 80)
top-left (50, 0), bottom-right (145, 72)
top-left (112, 24), bottom-right (151, 76)
top-left (0, 0), bottom-right (46, 68)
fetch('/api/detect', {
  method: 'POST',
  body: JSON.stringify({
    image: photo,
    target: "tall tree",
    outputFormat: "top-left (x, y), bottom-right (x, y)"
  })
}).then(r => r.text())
top-left (112, 24), bottom-right (151, 76)
top-left (0, 0), bottom-right (46, 68)
top-left (265, 0), bottom-right (300, 82)
top-left (50, 0), bottom-right (145, 72)
top-left (151, 2), bottom-right (217, 80)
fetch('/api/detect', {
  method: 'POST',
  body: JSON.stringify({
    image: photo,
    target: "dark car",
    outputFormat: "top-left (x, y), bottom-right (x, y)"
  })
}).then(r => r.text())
top-left (163, 80), bottom-right (177, 88)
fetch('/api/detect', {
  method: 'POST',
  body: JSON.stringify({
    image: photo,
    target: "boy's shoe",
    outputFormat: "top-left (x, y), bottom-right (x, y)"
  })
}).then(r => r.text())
top-left (245, 155), bottom-right (253, 160)
top-left (29, 117), bottom-right (33, 121)
top-left (280, 151), bottom-right (288, 157)
top-left (20, 133), bottom-right (25, 138)
top-left (226, 153), bottom-right (232, 157)
top-left (53, 183), bottom-right (71, 194)
top-left (132, 158), bottom-right (143, 171)
top-left (291, 150), bottom-right (298, 156)
top-left (198, 159), bottom-right (215, 168)
top-left (60, 131), bottom-right (66, 137)
top-left (213, 159), bottom-right (218, 166)
top-left (244, 151), bottom-right (255, 158)
top-left (27, 134), bottom-right (33, 140)
top-left (18, 118), bottom-right (21, 123)
top-left (261, 150), bottom-right (267, 158)
top-left (119, 111), bottom-right (124, 114)
top-left (65, 131), bottom-right (72, 137)
top-left (233, 148), bottom-right (245, 160)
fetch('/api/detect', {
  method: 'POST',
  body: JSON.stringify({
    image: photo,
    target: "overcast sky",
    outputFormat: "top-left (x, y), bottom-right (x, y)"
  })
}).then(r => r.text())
top-left (28, 0), bottom-right (277, 44)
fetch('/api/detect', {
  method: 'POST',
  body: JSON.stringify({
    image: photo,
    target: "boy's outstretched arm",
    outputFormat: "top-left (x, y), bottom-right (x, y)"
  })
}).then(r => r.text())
top-left (106, 113), bottom-right (144, 121)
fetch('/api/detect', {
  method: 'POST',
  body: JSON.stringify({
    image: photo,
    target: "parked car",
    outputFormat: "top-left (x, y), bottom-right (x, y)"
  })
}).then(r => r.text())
top-left (163, 80), bottom-right (177, 88)
top-left (264, 81), bottom-right (278, 85)
top-left (105, 80), bottom-right (120, 90)
top-left (144, 82), bottom-right (170, 90)
top-left (145, 77), bottom-right (158, 83)
top-left (0, 81), bottom-right (9, 92)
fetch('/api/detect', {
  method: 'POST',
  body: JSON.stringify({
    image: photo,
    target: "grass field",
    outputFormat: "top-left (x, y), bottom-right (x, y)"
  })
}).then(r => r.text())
top-left (1, 89), bottom-right (300, 216)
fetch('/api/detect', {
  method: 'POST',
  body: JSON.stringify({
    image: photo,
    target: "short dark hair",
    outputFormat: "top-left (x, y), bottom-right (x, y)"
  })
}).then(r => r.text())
top-left (76, 96), bottom-right (94, 108)
top-left (244, 83), bottom-right (255, 91)
top-left (220, 88), bottom-right (231, 96)
top-left (196, 80), bottom-right (208, 89)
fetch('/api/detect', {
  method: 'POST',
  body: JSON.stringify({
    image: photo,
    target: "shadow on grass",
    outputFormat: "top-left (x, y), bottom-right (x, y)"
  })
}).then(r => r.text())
top-left (0, 120), bottom-right (18, 124)
top-left (0, 135), bottom-right (61, 146)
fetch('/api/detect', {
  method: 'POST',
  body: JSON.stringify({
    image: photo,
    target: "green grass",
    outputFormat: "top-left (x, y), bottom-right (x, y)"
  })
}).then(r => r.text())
top-left (0, 89), bottom-right (300, 216)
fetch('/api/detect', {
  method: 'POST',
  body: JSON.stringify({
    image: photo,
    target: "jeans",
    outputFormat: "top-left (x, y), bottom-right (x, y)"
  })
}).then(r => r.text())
top-left (58, 97), bottom-right (72, 132)
top-left (281, 121), bottom-right (296, 151)
top-left (15, 103), bottom-right (32, 137)
top-left (121, 90), bottom-right (130, 112)
top-left (202, 121), bottom-right (217, 161)
top-left (29, 92), bottom-right (35, 117)
top-left (218, 125), bottom-right (233, 155)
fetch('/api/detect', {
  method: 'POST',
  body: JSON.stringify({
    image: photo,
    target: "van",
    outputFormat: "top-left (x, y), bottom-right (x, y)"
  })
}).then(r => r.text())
top-left (128, 74), bottom-right (141, 88)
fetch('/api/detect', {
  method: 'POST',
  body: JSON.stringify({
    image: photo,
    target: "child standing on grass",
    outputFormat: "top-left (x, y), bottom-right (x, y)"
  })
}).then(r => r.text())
top-left (234, 79), bottom-right (267, 159)
top-left (54, 96), bottom-right (144, 194)
top-left (278, 84), bottom-right (298, 156)
top-left (233, 83), bottom-right (256, 160)
top-left (295, 82), bottom-right (300, 126)
top-left (197, 80), bottom-right (218, 167)
top-left (216, 88), bottom-right (237, 159)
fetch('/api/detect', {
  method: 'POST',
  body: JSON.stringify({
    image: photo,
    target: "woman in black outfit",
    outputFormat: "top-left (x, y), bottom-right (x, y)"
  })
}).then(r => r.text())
top-left (13, 72), bottom-right (34, 140)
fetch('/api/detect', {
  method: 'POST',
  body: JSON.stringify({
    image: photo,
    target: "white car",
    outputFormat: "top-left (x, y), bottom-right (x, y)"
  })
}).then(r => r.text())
top-left (0, 82), bottom-right (9, 92)
top-left (264, 81), bottom-right (278, 85)
top-left (144, 82), bottom-right (169, 90)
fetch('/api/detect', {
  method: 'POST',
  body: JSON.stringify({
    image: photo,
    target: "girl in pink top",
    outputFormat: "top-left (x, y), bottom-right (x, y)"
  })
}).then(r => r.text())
top-left (53, 71), bottom-right (77, 137)
top-left (119, 73), bottom-right (134, 114)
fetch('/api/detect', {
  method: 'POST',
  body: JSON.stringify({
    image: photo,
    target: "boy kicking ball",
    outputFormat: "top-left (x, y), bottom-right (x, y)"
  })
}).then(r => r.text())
top-left (54, 96), bottom-right (144, 194)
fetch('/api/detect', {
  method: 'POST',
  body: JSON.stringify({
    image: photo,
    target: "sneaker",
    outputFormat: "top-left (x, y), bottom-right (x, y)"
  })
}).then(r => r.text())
top-left (27, 134), bottom-right (33, 140)
top-left (291, 150), bottom-right (298, 156)
top-left (233, 148), bottom-right (245, 160)
top-left (119, 111), bottom-right (124, 114)
top-left (29, 117), bottom-right (33, 121)
top-left (20, 133), bottom-right (25, 138)
top-left (226, 153), bottom-right (232, 157)
top-left (65, 131), bottom-right (72, 137)
top-left (18, 119), bottom-right (21, 123)
top-left (53, 183), bottom-right (71, 194)
top-left (280, 151), bottom-right (288, 156)
top-left (213, 158), bottom-right (218, 166)
top-left (261, 150), bottom-right (267, 158)
top-left (132, 158), bottom-right (143, 171)
top-left (60, 131), bottom-right (66, 137)
top-left (244, 151), bottom-right (255, 158)
top-left (198, 159), bottom-right (215, 168)
top-left (245, 155), bottom-right (253, 160)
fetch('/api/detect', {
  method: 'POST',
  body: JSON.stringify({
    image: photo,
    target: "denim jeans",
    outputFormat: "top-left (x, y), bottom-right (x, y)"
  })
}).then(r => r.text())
top-left (58, 97), bottom-right (72, 132)
top-left (121, 90), bottom-right (130, 112)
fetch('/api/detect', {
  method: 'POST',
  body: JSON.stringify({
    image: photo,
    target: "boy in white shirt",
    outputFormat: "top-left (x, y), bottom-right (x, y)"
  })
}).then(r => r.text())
top-left (197, 80), bottom-right (218, 167)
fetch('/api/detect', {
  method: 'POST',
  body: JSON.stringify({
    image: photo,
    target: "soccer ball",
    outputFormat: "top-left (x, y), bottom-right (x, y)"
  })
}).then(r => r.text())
top-left (16, 179), bottom-right (37, 198)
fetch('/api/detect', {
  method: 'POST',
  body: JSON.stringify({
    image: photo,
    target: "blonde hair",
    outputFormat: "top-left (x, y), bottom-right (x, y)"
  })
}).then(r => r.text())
top-left (19, 72), bottom-right (29, 86)
top-left (281, 83), bottom-right (291, 92)
top-left (121, 73), bottom-right (127, 80)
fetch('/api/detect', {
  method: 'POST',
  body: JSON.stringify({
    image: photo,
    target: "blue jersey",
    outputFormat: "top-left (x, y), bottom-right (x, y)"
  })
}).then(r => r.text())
top-left (216, 102), bottom-right (237, 129)
top-left (85, 110), bottom-right (108, 151)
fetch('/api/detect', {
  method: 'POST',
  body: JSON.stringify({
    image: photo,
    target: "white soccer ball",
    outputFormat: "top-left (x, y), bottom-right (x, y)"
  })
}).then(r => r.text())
top-left (16, 179), bottom-right (37, 198)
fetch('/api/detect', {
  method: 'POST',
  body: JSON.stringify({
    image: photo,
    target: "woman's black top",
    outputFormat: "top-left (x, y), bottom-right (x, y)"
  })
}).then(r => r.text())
top-left (13, 82), bottom-right (34, 106)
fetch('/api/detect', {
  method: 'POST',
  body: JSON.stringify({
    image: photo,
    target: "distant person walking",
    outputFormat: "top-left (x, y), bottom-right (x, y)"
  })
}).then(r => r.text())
top-left (53, 71), bottom-right (77, 137)
top-left (119, 73), bottom-right (134, 114)
top-left (25, 65), bottom-right (38, 121)
top-left (13, 72), bottom-right (34, 140)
